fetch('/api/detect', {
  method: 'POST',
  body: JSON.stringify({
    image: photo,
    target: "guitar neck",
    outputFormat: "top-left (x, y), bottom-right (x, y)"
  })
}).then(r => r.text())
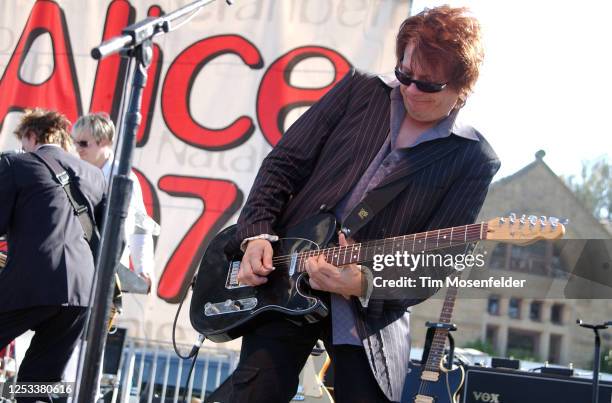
top-left (423, 286), bottom-right (458, 372)
top-left (289, 222), bottom-right (488, 271)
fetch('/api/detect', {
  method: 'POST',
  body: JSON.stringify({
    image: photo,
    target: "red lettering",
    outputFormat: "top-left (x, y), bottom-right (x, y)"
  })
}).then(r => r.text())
top-left (157, 176), bottom-right (243, 302)
top-left (132, 167), bottom-right (161, 227)
top-left (0, 0), bottom-right (82, 126)
top-left (161, 35), bottom-right (263, 150)
top-left (257, 46), bottom-right (351, 146)
top-left (89, 0), bottom-right (134, 121)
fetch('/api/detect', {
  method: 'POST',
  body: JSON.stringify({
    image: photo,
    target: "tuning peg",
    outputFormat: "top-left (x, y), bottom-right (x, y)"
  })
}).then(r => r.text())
top-left (561, 218), bottom-right (570, 226)
top-left (540, 216), bottom-right (547, 223)
top-left (549, 216), bottom-right (559, 229)
top-left (509, 213), bottom-right (516, 220)
top-left (528, 215), bottom-right (537, 226)
top-left (499, 217), bottom-right (505, 224)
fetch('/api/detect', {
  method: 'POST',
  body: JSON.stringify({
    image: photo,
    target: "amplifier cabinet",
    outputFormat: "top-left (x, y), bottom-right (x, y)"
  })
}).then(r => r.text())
top-left (462, 366), bottom-right (612, 403)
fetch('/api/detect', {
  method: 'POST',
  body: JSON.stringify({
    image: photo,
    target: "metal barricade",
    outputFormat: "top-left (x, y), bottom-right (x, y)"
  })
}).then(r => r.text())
top-left (105, 337), bottom-right (239, 403)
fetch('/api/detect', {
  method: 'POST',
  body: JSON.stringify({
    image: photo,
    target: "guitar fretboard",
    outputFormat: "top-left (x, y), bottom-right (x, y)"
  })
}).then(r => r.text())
top-left (270, 222), bottom-right (488, 271)
top-left (423, 286), bottom-right (458, 372)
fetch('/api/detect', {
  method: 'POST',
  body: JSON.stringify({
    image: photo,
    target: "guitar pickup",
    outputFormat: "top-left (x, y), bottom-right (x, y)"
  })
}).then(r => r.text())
top-left (204, 297), bottom-right (258, 316)
top-left (226, 260), bottom-right (250, 289)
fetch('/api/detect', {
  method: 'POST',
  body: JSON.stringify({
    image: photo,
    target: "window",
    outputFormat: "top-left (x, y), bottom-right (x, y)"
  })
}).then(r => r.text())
top-left (551, 303), bottom-right (564, 324)
top-left (529, 301), bottom-right (542, 321)
top-left (489, 243), bottom-right (509, 269)
top-left (509, 242), bottom-right (548, 275)
top-left (551, 241), bottom-right (570, 278)
top-left (508, 297), bottom-right (521, 319)
top-left (487, 295), bottom-right (500, 315)
top-left (549, 334), bottom-right (563, 364)
top-left (486, 325), bottom-right (499, 349)
top-left (507, 329), bottom-right (540, 361)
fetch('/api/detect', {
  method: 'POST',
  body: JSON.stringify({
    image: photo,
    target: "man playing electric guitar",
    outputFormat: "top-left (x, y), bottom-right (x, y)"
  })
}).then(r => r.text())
top-left (230, 6), bottom-right (500, 402)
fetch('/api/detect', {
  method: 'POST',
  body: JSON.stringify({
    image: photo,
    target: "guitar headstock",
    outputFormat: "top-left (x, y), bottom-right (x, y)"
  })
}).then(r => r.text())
top-left (486, 214), bottom-right (566, 245)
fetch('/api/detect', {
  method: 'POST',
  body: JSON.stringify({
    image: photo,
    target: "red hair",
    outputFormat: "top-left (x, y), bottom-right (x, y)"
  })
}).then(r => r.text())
top-left (396, 6), bottom-right (484, 101)
top-left (14, 108), bottom-right (72, 150)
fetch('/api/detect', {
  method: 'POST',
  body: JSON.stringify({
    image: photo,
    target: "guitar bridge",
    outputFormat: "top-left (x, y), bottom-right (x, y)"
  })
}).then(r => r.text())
top-left (226, 260), bottom-right (249, 289)
top-left (204, 298), bottom-right (258, 316)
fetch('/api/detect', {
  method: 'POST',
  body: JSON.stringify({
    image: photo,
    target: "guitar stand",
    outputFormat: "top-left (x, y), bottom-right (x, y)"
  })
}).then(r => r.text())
top-left (423, 321), bottom-right (458, 370)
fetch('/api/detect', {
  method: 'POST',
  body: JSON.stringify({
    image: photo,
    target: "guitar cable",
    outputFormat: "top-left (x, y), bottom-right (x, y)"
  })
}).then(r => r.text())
top-left (171, 273), bottom-right (206, 403)
top-left (172, 274), bottom-right (204, 359)
top-left (182, 347), bottom-right (201, 403)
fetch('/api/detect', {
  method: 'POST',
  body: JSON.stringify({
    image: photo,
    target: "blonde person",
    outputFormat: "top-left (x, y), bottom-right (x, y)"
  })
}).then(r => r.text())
top-left (72, 113), bottom-right (156, 288)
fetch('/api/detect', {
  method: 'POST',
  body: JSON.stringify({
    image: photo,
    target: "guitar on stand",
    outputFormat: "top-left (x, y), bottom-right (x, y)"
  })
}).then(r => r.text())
top-left (401, 216), bottom-right (567, 403)
top-left (401, 286), bottom-right (463, 403)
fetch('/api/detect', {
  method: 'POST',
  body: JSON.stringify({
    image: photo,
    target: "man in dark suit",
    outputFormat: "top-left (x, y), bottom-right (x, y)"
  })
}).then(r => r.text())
top-left (0, 109), bottom-right (105, 397)
top-left (232, 6), bottom-right (500, 402)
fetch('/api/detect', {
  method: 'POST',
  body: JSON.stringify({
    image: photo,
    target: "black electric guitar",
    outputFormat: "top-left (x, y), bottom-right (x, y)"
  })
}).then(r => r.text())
top-left (401, 286), bottom-right (463, 403)
top-left (190, 214), bottom-right (565, 342)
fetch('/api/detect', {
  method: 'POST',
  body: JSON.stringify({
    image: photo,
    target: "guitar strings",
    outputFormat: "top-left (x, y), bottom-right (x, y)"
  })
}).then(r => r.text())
top-left (268, 224), bottom-right (484, 264)
top-left (265, 225), bottom-right (486, 270)
top-left (281, 230), bottom-right (484, 277)
top-left (418, 286), bottom-right (459, 396)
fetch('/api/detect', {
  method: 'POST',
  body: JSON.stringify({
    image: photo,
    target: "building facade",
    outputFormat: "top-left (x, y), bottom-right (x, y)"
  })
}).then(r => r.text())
top-left (410, 151), bottom-right (612, 369)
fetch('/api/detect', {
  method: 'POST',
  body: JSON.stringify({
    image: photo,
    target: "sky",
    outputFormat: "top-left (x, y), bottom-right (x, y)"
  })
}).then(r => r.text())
top-left (412, 0), bottom-right (611, 181)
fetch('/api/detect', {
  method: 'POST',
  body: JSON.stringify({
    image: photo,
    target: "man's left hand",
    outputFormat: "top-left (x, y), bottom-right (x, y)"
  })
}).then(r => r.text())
top-left (305, 232), bottom-right (362, 299)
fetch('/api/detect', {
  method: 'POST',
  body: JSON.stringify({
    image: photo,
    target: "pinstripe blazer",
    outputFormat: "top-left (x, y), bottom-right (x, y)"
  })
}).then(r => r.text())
top-left (236, 69), bottom-right (500, 401)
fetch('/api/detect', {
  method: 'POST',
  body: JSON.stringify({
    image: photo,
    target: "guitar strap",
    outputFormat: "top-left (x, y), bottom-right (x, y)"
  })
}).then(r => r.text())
top-left (340, 174), bottom-right (413, 238)
top-left (33, 149), bottom-right (123, 323)
top-left (33, 149), bottom-right (100, 254)
top-left (340, 175), bottom-right (415, 319)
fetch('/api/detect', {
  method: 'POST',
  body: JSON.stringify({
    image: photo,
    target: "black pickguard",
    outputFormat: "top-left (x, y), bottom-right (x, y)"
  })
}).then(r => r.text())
top-left (189, 214), bottom-right (337, 342)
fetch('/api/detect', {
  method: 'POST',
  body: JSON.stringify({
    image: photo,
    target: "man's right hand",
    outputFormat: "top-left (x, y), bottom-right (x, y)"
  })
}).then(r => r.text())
top-left (236, 239), bottom-right (275, 286)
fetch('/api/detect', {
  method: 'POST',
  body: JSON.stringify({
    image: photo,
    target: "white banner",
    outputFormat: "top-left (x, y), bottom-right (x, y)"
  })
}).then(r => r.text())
top-left (0, 0), bottom-right (409, 343)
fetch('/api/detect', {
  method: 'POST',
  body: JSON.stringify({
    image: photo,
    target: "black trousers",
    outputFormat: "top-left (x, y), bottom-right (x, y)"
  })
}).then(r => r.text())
top-left (226, 314), bottom-right (392, 403)
top-left (0, 306), bottom-right (87, 402)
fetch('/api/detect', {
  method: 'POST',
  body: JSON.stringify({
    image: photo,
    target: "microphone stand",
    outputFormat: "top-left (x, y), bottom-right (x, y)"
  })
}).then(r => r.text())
top-left (77, 1), bottom-right (233, 401)
top-left (577, 320), bottom-right (611, 403)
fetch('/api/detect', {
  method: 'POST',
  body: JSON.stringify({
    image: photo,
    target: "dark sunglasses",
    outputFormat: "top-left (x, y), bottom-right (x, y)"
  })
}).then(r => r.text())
top-left (73, 139), bottom-right (90, 148)
top-left (394, 67), bottom-right (447, 93)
